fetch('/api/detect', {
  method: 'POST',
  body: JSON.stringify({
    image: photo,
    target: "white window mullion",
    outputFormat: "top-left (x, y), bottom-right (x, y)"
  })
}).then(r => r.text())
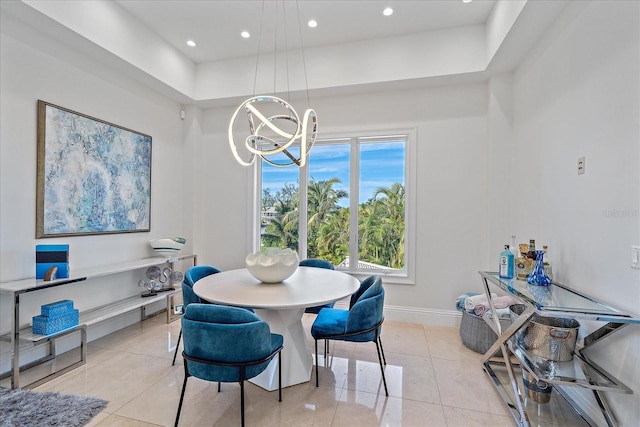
top-left (298, 161), bottom-right (308, 260)
top-left (349, 138), bottom-right (359, 273)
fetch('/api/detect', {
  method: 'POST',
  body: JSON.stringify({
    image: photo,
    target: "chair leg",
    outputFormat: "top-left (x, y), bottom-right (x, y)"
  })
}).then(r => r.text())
top-left (218, 382), bottom-right (221, 392)
top-left (278, 352), bottom-right (282, 402)
top-left (172, 328), bottom-right (182, 366)
top-left (324, 339), bottom-right (329, 357)
top-left (378, 336), bottom-right (387, 365)
top-left (315, 339), bottom-right (319, 387)
top-left (375, 340), bottom-right (389, 396)
top-left (174, 374), bottom-right (188, 427)
top-left (240, 380), bottom-right (245, 427)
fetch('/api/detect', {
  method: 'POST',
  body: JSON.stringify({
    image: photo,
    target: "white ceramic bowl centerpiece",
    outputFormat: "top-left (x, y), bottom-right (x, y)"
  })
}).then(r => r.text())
top-left (245, 248), bottom-right (299, 283)
top-left (149, 237), bottom-right (186, 257)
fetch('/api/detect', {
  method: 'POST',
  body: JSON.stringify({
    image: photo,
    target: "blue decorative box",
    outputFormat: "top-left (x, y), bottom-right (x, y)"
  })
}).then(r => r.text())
top-left (36, 244), bottom-right (70, 279)
top-left (41, 300), bottom-right (74, 317)
top-left (32, 309), bottom-right (79, 335)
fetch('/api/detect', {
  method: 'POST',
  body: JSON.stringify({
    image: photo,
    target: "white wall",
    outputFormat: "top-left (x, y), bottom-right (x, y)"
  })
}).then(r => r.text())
top-left (2, 1), bottom-right (639, 423)
top-left (511, 1), bottom-right (640, 424)
top-left (0, 20), bottom-right (188, 338)
top-left (195, 83), bottom-right (490, 323)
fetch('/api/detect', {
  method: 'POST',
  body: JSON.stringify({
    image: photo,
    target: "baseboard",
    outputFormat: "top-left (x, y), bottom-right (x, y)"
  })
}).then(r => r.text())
top-left (383, 305), bottom-right (462, 327)
top-left (333, 300), bottom-right (462, 327)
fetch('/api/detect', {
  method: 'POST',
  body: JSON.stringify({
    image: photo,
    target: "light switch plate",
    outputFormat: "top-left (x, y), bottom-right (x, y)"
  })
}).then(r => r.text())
top-left (577, 156), bottom-right (585, 175)
top-left (632, 246), bottom-right (640, 270)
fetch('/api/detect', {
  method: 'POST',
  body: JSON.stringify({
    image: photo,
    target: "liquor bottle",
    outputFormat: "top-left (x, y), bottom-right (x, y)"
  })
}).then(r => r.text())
top-left (499, 244), bottom-right (515, 279)
top-left (510, 235), bottom-right (518, 259)
top-left (542, 245), bottom-right (553, 279)
top-left (527, 239), bottom-right (537, 260)
top-left (515, 244), bottom-right (532, 281)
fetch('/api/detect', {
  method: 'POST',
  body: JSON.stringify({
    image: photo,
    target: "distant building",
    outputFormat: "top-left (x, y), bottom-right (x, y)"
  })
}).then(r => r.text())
top-left (338, 256), bottom-right (398, 273)
top-left (261, 206), bottom-right (279, 223)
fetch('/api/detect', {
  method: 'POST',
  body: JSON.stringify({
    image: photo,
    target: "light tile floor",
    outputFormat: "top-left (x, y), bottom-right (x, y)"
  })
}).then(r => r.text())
top-left (30, 314), bottom-right (520, 426)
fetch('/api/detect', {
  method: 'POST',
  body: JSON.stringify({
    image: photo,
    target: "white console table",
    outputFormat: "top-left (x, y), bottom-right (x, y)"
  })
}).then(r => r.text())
top-left (0, 254), bottom-right (197, 389)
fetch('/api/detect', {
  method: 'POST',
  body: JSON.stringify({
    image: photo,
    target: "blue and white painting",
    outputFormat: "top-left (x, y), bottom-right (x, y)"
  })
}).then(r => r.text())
top-left (39, 102), bottom-right (151, 236)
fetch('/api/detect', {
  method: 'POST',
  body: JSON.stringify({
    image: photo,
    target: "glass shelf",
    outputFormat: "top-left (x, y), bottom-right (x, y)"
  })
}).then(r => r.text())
top-left (0, 254), bottom-right (196, 389)
top-left (484, 359), bottom-right (596, 427)
top-left (478, 271), bottom-right (637, 427)
top-left (480, 272), bottom-right (640, 324)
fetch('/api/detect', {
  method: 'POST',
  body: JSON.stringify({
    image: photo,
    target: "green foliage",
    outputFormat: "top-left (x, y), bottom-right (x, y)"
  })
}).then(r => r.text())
top-left (262, 179), bottom-right (405, 270)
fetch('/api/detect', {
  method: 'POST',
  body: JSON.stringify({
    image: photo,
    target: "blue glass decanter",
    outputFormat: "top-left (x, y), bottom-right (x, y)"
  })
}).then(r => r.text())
top-left (527, 250), bottom-right (552, 286)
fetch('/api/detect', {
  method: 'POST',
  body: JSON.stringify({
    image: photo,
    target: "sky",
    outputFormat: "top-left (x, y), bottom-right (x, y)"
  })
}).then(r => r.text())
top-left (262, 140), bottom-right (405, 207)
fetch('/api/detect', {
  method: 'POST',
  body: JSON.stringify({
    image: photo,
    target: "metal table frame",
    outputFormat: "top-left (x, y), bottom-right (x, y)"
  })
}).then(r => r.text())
top-left (478, 271), bottom-right (638, 427)
top-left (0, 254), bottom-right (196, 388)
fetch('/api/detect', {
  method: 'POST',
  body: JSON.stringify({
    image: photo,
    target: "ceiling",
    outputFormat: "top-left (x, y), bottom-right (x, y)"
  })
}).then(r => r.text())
top-left (1, 0), bottom-right (569, 106)
top-left (114, 0), bottom-right (497, 64)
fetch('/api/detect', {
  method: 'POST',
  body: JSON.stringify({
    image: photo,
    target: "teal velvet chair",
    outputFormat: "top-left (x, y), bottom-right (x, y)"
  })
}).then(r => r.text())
top-left (175, 304), bottom-right (283, 427)
top-left (310, 275), bottom-right (388, 395)
top-left (172, 265), bottom-right (221, 365)
top-left (299, 258), bottom-right (336, 314)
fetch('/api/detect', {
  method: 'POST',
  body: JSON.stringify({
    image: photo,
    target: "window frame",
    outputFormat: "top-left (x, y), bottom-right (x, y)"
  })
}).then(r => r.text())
top-left (253, 128), bottom-right (416, 285)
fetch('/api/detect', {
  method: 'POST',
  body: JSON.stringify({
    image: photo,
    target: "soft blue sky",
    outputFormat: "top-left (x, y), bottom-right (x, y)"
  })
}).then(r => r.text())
top-left (262, 141), bottom-right (404, 206)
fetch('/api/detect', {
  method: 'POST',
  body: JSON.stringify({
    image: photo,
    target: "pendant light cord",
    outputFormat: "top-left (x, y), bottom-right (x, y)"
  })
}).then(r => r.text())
top-left (252, 0), bottom-right (266, 96)
top-left (252, 0), bottom-right (310, 105)
top-left (295, 0), bottom-right (311, 108)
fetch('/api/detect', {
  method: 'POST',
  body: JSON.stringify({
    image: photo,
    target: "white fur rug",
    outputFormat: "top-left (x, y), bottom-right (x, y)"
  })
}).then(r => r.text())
top-left (0, 387), bottom-right (107, 426)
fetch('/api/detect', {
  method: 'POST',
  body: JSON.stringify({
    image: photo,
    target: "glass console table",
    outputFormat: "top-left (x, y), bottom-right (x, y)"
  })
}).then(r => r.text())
top-left (478, 271), bottom-right (638, 427)
top-left (0, 254), bottom-right (197, 389)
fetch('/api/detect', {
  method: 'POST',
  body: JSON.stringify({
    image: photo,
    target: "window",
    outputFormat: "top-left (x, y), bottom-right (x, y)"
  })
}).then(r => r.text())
top-left (259, 130), bottom-right (415, 281)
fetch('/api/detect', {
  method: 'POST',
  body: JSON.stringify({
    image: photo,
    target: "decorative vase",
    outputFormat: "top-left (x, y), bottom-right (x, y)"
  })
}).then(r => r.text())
top-left (527, 250), bottom-right (552, 286)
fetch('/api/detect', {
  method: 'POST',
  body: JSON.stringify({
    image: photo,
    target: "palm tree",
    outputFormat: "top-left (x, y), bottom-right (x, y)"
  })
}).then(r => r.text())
top-left (357, 183), bottom-right (405, 269)
top-left (262, 178), bottom-right (404, 269)
top-left (315, 207), bottom-right (350, 264)
top-left (263, 200), bottom-right (298, 250)
top-left (307, 178), bottom-right (348, 258)
top-left (307, 178), bottom-right (348, 226)
top-left (372, 183), bottom-right (405, 269)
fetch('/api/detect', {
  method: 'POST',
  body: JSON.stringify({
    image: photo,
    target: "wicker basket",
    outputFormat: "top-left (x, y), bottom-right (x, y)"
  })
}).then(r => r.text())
top-left (459, 310), bottom-right (508, 354)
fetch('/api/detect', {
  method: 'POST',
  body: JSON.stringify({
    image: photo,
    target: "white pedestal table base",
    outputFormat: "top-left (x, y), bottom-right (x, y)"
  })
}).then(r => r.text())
top-left (250, 308), bottom-right (312, 391)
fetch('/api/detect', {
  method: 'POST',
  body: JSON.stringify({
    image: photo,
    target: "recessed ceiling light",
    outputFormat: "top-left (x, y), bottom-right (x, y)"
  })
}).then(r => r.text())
top-left (186, 40), bottom-right (196, 47)
top-left (463, 0), bottom-right (473, 3)
top-left (383, 7), bottom-right (393, 16)
top-left (241, 31), bottom-right (251, 39)
top-left (308, 19), bottom-right (318, 28)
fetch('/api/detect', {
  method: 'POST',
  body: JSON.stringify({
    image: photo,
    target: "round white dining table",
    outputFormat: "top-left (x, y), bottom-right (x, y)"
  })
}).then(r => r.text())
top-left (193, 266), bottom-right (360, 391)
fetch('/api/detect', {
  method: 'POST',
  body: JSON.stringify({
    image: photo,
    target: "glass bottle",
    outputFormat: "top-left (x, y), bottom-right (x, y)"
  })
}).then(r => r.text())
top-left (510, 235), bottom-right (518, 259)
top-left (515, 244), bottom-right (532, 281)
top-left (527, 239), bottom-right (536, 260)
top-left (542, 245), bottom-right (553, 279)
top-left (499, 244), bottom-right (515, 279)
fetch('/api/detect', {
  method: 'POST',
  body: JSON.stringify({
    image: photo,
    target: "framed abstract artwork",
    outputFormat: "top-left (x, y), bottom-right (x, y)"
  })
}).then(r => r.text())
top-left (36, 100), bottom-right (152, 238)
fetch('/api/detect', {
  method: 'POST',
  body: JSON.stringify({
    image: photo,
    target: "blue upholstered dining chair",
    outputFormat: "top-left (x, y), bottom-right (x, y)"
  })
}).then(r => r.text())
top-left (299, 258), bottom-right (335, 314)
top-left (310, 275), bottom-right (388, 396)
top-left (173, 265), bottom-right (256, 365)
top-left (172, 265), bottom-right (221, 365)
top-left (174, 304), bottom-right (283, 427)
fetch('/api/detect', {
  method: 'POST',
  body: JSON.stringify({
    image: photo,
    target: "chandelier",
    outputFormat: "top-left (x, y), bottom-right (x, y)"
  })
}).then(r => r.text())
top-left (228, 0), bottom-right (317, 168)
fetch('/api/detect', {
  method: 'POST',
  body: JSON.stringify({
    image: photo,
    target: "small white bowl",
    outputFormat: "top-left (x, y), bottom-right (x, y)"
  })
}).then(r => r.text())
top-left (245, 248), bottom-right (299, 283)
top-left (150, 238), bottom-right (186, 257)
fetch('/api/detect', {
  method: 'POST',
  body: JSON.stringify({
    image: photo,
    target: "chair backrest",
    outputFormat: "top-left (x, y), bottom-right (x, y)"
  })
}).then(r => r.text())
top-left (345, 276), bottom-right (384, 341)
top-left (181, 304), bottom-right (275, 382)
top-left (299, 258), bottom-right (334, 270)
top-left (182, 265), bottom-right (221, 308)
top-left (349, 274), bottom-right (378, 309)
